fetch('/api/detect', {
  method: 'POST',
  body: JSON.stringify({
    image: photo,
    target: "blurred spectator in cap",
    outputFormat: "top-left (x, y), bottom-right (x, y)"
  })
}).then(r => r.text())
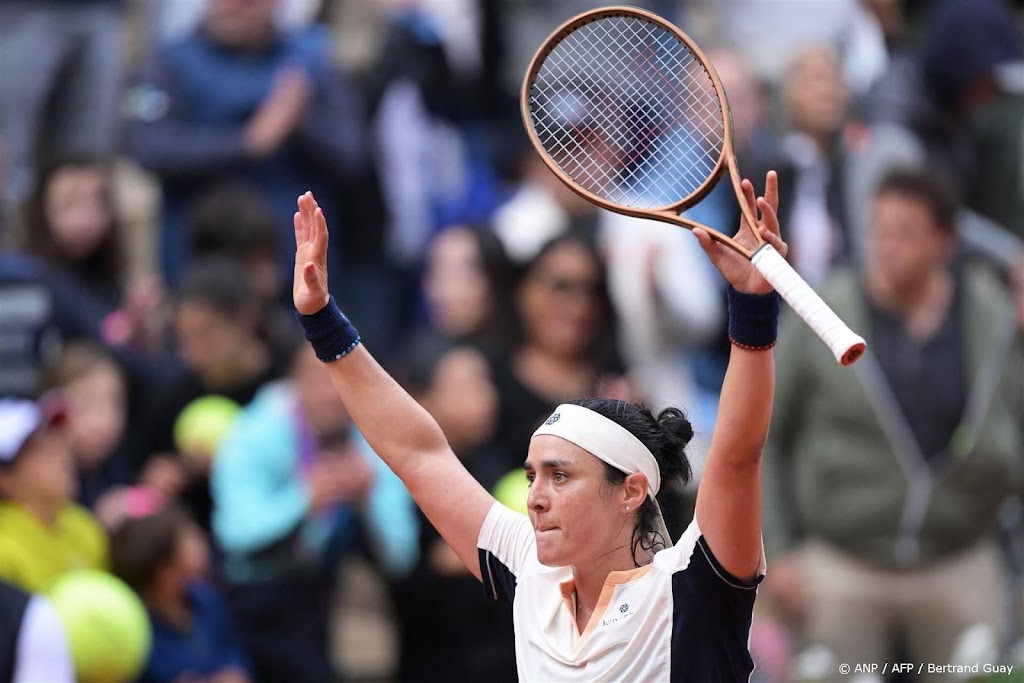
top-left (0, 395), bottom-right (108, 593)
top-left (125, 0), bottom-right (367, 292)
top-left (0, 0), bottom-right (122, 221)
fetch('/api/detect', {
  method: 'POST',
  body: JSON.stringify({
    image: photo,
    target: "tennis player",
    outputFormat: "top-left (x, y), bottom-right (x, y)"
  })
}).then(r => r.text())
top-left (293, 172), bottom-right (787, 682)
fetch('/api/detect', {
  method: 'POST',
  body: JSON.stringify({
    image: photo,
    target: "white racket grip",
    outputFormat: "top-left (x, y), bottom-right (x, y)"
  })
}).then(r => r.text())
top-left (751, 244), bottom-right (866, 365)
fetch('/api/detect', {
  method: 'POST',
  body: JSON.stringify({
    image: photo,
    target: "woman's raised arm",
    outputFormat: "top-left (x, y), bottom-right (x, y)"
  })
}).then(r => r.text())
top-left (691, 172), bottom-right (784, 583)
top-left (293, 192), bottom-right (495, 579)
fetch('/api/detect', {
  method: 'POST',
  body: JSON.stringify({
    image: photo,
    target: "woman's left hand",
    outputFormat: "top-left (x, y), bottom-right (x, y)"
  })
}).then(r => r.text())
top-left (693, 170), bottom-right (788, 295)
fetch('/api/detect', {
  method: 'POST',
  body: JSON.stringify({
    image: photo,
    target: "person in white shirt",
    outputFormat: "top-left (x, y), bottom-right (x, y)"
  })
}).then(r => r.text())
top-left (291, 171), bottom-right (786, 682)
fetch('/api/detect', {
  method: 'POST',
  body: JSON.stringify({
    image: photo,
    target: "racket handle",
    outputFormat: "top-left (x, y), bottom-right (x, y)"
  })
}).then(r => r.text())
top-left (751, 244), bottom-right (866, 365)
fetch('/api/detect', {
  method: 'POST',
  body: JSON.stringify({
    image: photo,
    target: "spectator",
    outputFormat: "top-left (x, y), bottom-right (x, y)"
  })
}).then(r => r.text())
top-left (0, 579), bottom-right (74, 683)
top-left (919, 0), bottom-right (1024, 238)
top-left (211, 342), bottom-right (413, 683)
top-left (42, 341), bottom-right (133, 509)
top-left (128, 258), bottom-right (290, 531)
top-left (16, 156), bottom-right (164, 353)
top-left (751, 44), bottom-right (855, 284)
top-left (0, 395), bottom-right (107, 593)
top-left (0, 251), bottom-right (110, 397)
top-left (762, 168), bottom-right (1024, 673)
top-left (492, 233), bottom-right (631, 469)
top-left (187, 181), bottom-right (297, 353)
top-left (109, 489), bottom-right (252, 683)
top-left (420, 224), bottom-right (514, 357)
top-left (391, 334), bottom-right (517, 682)
top-left (0, 0), bottom-right (121, 214)
top-left (125, 0), bottom-right (366, 289)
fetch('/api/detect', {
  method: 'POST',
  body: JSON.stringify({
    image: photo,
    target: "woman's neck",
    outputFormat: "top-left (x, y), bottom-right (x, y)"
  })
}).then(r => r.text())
top-left (13, 497), bottom-right (61, 527)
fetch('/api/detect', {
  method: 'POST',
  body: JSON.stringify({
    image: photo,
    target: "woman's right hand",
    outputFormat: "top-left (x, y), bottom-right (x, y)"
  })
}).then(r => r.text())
top-left (293, 191), bottom-right (331, 315)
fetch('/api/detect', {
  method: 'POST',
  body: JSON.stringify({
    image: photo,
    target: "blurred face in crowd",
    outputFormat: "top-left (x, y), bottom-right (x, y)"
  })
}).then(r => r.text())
top-left (519, 241), bottom-right (604, 359)
top-left (708, 49), bottom-right (764, 151)
top-left (292, 345), bottom-right (350, 438)
top-left (61, 360), bottom-right (127, 470)
top-left (868, 190), bottom-right (953, 294)
top-left (424, 228), bottom-right (493, 339)
top-left (175, 301), bottom-right (253, 379)
top-left (420, 347), bottom-right (498, 453)
top-left (44, 164), bottom-right (112, 261)
top-left (0, 428), bottom-right (77, 513)
top-left (172, 520), bottom-right (210, 583)
top-left (784, 46), bottom-right (849, 139)
top-left (204, 0), bottom-right (278, 50)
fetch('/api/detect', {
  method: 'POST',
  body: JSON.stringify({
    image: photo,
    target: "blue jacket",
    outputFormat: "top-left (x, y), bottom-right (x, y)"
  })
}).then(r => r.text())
top-left (125, 25), bottom-right (366, 286)
top-left (211, 381), bottom-right (418, 580)
top-left (139, 581), bottom-right (250, 683)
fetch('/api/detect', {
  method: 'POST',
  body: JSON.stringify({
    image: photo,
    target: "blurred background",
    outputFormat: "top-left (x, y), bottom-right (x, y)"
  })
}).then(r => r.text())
top-left (0, 0), bottom-right (1021, 682)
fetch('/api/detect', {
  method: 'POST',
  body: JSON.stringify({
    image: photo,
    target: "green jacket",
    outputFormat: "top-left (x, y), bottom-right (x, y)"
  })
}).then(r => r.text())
top-left (763, 266), bottom-right (1024, 568)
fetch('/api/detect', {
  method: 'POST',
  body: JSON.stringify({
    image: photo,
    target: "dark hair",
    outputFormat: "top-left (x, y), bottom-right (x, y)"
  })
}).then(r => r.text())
top-left (42, 340), bottom-right (124, 391)
top-left (18, 156), bottom-right (124, 283)
top-left (109, 503), bottom-right (191, 594)
top-left (875, 167), bottom-right (958, 233)
top-left (176, 257), bottom-right (256, 319)
top-left (188, 181), bottom-right (280, 259)
top-left (573, 398), bottom-right (693, 565)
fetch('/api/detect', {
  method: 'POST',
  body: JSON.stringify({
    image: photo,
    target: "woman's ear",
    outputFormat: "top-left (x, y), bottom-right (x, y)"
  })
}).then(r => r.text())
top-left (622, 472), bottom-right (648, 512)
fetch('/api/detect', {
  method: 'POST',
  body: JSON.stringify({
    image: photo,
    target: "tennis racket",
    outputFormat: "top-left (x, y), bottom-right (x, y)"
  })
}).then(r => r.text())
top-left (521, 6), bottom-right (866, 365)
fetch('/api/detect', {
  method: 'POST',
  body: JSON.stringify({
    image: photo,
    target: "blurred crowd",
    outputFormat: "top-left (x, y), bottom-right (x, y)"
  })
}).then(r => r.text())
top-left (0, 0), bottom-right (1022, 682)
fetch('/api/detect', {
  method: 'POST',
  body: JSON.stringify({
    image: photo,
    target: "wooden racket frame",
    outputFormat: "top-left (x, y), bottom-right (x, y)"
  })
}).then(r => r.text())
top-left (521, 5), bottom-right (758, 258)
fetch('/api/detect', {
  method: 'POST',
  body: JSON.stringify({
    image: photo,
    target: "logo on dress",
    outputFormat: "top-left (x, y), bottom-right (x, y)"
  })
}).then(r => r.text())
top-left (619, 603), bottom-right (629, 613)
top-left (545, 412), bottom-right (561, 425)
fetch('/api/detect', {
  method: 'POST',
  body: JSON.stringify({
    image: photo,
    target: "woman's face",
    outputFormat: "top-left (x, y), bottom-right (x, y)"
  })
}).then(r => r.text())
top-left (62, 362), bottom-right (127, 469)
top-left (422, 347), bottom-right (498, 452)
top-left (424, 228), bottom-right (493, 339)
top-left (518, 242), bottom-right (604, 358)
top-left (44, 165), bottom-right (112, 261)
top-left (524, 435), bottom-right (627, 568)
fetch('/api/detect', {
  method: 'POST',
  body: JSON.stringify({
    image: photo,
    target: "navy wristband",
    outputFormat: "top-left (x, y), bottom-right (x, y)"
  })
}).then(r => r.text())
top-left (727, 286), bottom-right (780, 351)
top-left (296, 295), bottom-right (361, 362)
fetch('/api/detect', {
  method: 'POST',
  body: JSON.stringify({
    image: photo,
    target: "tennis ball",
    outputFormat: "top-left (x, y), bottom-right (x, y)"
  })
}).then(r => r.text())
top-left (48, 570), bottom-right (151, 683)
top-left (492, 469), bottom-right (531, 515)
top-left (172, 395), bottom-right (241, 461)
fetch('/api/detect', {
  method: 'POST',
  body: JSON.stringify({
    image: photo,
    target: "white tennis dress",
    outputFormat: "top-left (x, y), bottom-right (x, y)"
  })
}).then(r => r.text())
top-left (477, 502), bottom-right (764, 682)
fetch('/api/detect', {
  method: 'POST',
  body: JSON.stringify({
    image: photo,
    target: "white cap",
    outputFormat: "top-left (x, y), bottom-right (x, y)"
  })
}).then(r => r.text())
top-left (0, 396), bottom-right (66, 464)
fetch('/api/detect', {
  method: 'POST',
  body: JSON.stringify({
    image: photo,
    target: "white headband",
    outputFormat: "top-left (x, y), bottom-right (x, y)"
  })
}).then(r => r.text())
top-left (531, 404), bottom-right (661, 497)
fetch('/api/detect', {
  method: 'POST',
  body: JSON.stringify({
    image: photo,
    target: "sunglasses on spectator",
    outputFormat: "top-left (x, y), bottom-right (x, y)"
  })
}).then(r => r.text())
top-left (531, 272), bottom-right (602, 299)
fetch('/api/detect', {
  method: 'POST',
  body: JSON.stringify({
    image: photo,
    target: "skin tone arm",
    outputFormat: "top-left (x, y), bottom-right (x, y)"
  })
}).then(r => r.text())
top-left (692, 172), bottom-right (785, 583)
top-left (292, 193), bottom-right (495, 581)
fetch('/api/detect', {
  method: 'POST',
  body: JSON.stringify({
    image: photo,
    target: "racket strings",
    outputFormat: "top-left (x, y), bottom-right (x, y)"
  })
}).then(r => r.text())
top-left (530, 15), bottom-right (725, 209)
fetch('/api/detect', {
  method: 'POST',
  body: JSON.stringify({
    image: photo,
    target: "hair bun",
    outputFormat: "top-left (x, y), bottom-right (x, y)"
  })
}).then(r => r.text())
top-left (656, 407), bottom-right (694, 450)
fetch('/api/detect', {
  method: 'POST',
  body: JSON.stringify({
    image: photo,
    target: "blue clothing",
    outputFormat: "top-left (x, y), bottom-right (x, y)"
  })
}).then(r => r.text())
top-left (212, 381), bottom-right (418, 579)
top-left (126, 25), bottom-right (366, 288)
top-left (139, 581), bottom-right (250, 683)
